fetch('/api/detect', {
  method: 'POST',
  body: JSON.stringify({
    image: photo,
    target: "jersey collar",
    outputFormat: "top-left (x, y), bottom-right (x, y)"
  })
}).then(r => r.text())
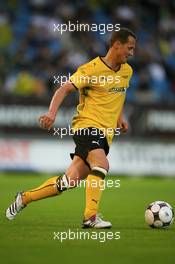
top-left (99, 56), bottom-right (121, 73)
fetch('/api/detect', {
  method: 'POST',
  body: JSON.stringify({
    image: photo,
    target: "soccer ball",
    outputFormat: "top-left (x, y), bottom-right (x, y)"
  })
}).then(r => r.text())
top-left (145, 201), bottom-right (174, 228)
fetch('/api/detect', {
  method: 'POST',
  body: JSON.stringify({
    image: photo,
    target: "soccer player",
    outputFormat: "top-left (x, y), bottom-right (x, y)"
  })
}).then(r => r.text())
top-left (6, 27), bottom-right (136, 228)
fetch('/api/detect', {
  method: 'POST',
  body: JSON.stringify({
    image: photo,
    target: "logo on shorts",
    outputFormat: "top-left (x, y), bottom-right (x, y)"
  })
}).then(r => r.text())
top-left (92, 140), bottom-right (100, 146)
top-left (92, 199), bottom-right (98, 204)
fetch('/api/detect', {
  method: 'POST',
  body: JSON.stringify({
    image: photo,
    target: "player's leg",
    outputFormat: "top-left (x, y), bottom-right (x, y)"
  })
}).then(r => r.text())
top-left (83, 148), bottom-right (112, 228)
top-left (21, 155), bottom-right (90, 204)
top-left (6, 156), bottom-right (90, 220)
top-left (71, 127), bottom-right (111, 228)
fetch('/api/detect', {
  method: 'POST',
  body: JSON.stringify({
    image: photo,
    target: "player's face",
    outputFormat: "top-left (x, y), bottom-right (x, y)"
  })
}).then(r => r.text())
top-left (115, 36), bottom-right (136, 64)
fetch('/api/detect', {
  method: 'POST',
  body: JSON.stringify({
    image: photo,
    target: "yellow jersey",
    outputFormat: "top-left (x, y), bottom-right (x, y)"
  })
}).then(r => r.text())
top-left (70, 56), bottom-right (133, 145)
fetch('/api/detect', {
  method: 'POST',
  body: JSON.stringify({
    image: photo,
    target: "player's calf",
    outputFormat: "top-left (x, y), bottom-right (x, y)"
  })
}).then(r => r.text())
top-left (21, 175), bottom-right (71, 205)
top-left (5, 174), bottom-right (70, 220)
top-left (84, 166), bottom-right (109, 221)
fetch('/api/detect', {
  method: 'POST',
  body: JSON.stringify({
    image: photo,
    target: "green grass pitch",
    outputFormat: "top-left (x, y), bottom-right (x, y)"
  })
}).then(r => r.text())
top-left (0, 173), bottom-right (175, 264)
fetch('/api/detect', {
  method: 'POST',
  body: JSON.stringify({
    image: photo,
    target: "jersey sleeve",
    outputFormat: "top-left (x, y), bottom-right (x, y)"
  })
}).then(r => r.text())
top-left (69, 64), bottom-right (91, 90)
top-left (126, 67), bottom-right (133, 88)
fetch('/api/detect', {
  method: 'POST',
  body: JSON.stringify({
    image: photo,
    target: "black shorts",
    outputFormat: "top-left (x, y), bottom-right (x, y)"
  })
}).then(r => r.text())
top-left (70, 127), bottom-right (109, 168)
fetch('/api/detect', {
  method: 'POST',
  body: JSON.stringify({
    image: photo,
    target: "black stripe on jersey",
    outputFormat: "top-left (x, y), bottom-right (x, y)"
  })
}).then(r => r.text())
top-left (70, 81), bottom-right (78, 90)
top-left (99, 56), bottom-right (121, 73)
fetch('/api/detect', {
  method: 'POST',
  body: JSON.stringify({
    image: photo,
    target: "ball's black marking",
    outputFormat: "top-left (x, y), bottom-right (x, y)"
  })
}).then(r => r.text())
top-left (145, 201), bottom-right (174, 228)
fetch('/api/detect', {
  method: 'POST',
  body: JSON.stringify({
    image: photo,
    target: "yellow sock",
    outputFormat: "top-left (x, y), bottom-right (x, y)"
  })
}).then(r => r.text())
top-left (22, 176), bottom-right (61, 205)
top-left (84, 174), bottom-right (105, 220)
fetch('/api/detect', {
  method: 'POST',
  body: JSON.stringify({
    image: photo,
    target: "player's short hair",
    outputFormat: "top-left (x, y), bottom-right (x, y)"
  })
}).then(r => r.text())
top-left (110, 27), bottom-right (137, 47)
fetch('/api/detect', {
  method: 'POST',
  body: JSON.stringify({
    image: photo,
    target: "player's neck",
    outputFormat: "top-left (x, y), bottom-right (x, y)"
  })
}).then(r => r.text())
top-left (102, 50), bottom-right (121, 71)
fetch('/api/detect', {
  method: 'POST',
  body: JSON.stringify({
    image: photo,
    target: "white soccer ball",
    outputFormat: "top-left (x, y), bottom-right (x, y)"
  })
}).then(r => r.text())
top-left (145, 201), bottom-right (174, 228)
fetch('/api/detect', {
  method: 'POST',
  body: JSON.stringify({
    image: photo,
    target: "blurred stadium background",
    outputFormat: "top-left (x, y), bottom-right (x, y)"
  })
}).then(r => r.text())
top-left (1, 2), bottom-right (175, 263)
top-left (0, 0), bottom-right (175, 176)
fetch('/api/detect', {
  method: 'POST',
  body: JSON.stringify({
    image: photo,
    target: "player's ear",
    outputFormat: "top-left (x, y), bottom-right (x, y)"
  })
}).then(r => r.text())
top-left (113, 40), bottom-right (121, 49)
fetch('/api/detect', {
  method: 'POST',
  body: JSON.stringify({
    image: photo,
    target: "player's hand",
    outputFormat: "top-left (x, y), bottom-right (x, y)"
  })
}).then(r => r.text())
top-left (117, 119), bottom-right (129, 134)
top-left (39, 114), bottom-right (55, 130)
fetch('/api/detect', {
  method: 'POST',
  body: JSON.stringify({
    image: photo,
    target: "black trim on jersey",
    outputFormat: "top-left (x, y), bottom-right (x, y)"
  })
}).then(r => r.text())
top-left (99, 56), bottom-right (121, 73)
top-left (70, 80), bottom-right (78, 90)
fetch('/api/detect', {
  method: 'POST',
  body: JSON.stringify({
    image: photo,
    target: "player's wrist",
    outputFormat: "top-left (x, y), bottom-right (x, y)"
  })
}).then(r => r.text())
top-left (47, 111), bottom-right (56, 121)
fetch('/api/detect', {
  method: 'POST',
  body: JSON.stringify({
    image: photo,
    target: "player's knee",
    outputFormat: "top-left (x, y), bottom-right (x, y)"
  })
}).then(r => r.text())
top-left (103, 159), bottom-right (109, 172)
top-left (87, 149), bottom-right (109, 172)
top-left (90, 159), bottom-right (109, 172)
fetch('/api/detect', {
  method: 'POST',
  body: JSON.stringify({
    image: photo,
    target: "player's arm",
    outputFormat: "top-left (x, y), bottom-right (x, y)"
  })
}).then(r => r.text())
top-left (117, 110), bottom-right (128, 134)
top-left (117, 67), bottom-right (132, 134)
top-left (39, 82), bottom-right (76, 130)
